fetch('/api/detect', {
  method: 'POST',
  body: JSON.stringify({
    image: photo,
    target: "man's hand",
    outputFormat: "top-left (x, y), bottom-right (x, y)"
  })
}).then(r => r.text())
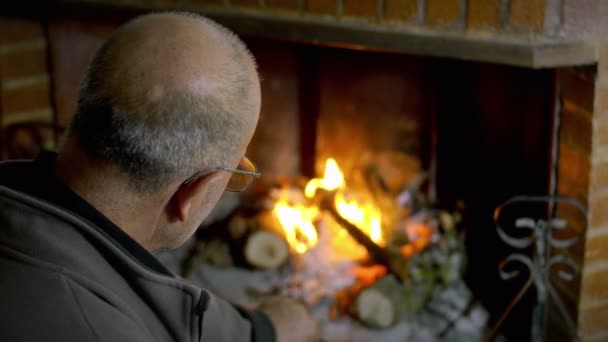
top-left (258, 297), bottom-right (320, 342)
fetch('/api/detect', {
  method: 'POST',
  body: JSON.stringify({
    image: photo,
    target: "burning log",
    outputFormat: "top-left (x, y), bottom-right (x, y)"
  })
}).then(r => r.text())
top-left (322, 195), bottom-right (411, 281)
top-left (324, 196), bottom-right (389, 264)
top-left (228, 214), bottom-right (289, 270)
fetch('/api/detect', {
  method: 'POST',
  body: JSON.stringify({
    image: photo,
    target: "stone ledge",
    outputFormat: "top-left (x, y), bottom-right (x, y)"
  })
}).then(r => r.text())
top-left (206, 8), bottom-right (597, 69)
top-left (42, 1), bottom-right (597, 68)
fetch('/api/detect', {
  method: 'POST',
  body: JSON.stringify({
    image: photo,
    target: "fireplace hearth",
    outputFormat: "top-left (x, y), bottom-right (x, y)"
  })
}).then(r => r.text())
top-left (181, 156), bottom-right (485, 341)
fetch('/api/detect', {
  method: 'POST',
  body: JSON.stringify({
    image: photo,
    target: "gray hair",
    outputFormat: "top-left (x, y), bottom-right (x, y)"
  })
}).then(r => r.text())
top-left (67, 13), bottom-right (256, 193)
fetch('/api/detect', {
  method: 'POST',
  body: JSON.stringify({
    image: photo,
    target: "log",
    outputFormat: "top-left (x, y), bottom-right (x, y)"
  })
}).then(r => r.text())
top-left (329, 265), bottom-right (388, 320)
top-left (196, 238), bottom-right (234, 269)
top-left (243, 230), bottom-right (289, 269)
top-left (228, 213), bottom-right (290, 270)
top-left (322, 196), bottom-right (390, 266)
top-left (322, 195), bottom-right (411, 281)
top-left (354, 275), bottom-right (406, 329)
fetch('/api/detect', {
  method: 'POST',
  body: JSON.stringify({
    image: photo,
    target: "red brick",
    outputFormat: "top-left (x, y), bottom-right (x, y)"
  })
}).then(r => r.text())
top-left (593, 116), bottom-right (608, 148)
top-left (467, 0), bottom-right (502, 30)
top-left (596, 43), bottom-right (608, 78)
top-left (558, 143), bottom-right (591, 189)
top-left (230, 0), bottom-right (260, 8)
top-left (343, 0), bottom-right (378, 18)
top-left (560, 100), bottom-right (593, 153)
top-left (266, 0), bottom-right (299, 10)
top-left (509, 0), bottom-right (546, 32)
top-left (580, 274), bottom-right (608, 338)
top-left (557, 144), bottom-right (590, 208)
top-left (563, 0), bottom-right (599, 38)
top-left (425, 0), bottom-right (464, 27)
top-left (0, 19), bottom-right (44, 45)
top-left (558, 181), bottom-right (588, 207)
top-left (590, 162), bottom-right (608, 190)
top-left (140, 0), bottom-right (179, 7)
top-left (584, 233), bottom-right (608, 265)
top-left (561, 68), bottom-right (596, 112)
top-left (2, 109), bottom-right (53, 128)
top-left (4, 123), bottom-right (55, 159)
top-left (305, 0), bottom-right (337, 15)
top-left (0, 48), bottom-right (48, 80)
top-left (1, 83), bottom-right (50, 115)
top-left (384, 0), bottom-right (419, 22)
top-left (581, 266), bottom-right (608, 301)
top-left (594, 81), bottom-right (608, 120)
top-left (589, 193), bottom-right (608, 228)
top-left (176, 0), bottom-right (224, 9)
top-left (554, 203), bottom-right (587, 242)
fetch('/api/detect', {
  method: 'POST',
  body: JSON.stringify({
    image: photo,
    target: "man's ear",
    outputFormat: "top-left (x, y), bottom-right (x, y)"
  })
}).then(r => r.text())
top-left (169, 171), bottom-right (224, 223)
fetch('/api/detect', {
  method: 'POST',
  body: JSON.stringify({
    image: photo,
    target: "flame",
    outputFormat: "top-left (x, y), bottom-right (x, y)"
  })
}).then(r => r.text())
top-left (335, 192), bottom-right (384, 245)
top-left (274, 158), bottom-right (384, 255)
top-left (304, 158), bottom-right (345, 198)
top-left (273, 200), bottom-right (319, 254)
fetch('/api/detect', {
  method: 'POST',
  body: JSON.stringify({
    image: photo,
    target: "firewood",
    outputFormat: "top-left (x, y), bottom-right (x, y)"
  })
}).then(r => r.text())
top-left (228, 213), bottom-right (289, 270)
top-left (322, 196), bottom-right (390, 265)
top-left (354, 275), bottom-right (406, 329)
top-left (197, 238), bottom-right (234, 268)
top-left (243, 230), bottom-right (289, 269)
top-left (322, 195), bottom-right (412, 282)
top-left (329, 265), bottom-right (388, 320)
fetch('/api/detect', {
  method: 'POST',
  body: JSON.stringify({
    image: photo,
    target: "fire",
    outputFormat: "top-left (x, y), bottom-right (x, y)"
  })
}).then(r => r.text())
top-left (273, 158), bottom-right (384, 255)
top-left (335, 192), bottom-right (384, 245)
top-left (304, 158), bottom-right (345, 198)
top-left (273, 200), bottom-right (319, 254)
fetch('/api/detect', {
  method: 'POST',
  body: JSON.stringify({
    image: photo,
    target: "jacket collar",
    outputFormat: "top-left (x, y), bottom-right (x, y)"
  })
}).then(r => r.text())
top-left (0, 153), bottom-right (172, 276)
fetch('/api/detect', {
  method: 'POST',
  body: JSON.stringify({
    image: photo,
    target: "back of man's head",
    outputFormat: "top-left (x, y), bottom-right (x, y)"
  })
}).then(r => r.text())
top-left (67, 12), bottom-right (260, 194)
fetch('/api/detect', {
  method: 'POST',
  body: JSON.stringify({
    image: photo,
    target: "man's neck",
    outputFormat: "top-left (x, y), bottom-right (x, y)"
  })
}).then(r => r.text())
top-left (54, 142), bottom-right (166, 252)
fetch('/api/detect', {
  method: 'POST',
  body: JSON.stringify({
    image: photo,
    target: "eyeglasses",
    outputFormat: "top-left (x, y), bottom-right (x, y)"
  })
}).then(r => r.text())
top-left (181, 156), bottom-right (261, 192)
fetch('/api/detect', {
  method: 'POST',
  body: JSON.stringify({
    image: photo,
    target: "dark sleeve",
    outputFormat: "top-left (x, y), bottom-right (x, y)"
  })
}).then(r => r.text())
top-left (235, 307), bottom-right (277, 342)
top-left (0, 258), bottom-right (154, 342)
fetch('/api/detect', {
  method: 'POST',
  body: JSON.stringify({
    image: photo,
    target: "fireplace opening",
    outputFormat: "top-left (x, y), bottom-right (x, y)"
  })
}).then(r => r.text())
top-left (2, 5), bottom-right (598, 340)
top-left (181, 38), bottom-right (558, 340)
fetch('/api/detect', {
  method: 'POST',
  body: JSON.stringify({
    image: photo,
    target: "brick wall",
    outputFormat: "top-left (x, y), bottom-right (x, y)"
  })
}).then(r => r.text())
top-left (578, 3), bottom-right (608, 340)
top-left (0, 18), bottom-right (54, 159)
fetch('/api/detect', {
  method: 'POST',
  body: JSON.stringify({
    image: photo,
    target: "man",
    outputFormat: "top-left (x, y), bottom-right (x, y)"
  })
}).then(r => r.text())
top-left (0, 12), bottom-right (317, 341)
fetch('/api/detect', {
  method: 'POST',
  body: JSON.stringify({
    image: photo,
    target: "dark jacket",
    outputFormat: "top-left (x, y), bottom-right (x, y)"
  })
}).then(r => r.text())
top-left (0, 159), bottom-right (274, 341)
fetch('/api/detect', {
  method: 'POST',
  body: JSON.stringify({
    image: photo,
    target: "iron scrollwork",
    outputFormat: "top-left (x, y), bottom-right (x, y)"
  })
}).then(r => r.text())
top-left (492, 195), bottom-right (585, 342)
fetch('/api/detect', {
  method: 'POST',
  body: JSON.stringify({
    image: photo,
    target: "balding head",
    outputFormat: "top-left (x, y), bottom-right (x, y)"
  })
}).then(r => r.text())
top-left (68, 12), bottom-right (260, 193)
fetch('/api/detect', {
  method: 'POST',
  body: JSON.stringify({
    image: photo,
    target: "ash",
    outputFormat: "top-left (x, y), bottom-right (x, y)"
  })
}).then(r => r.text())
top-left (180, 229), bottom-right (488, 342)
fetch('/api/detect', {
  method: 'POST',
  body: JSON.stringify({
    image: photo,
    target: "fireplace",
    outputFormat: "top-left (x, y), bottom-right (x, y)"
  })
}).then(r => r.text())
top-left (0, 0), bottom-right (604, 340)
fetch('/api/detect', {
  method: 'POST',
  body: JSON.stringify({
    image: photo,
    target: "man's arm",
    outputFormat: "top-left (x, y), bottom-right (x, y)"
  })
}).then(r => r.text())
top-left (0, 258), bottom-right (155, 342)
top-left (258, 297), bottom-right (320, 342)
